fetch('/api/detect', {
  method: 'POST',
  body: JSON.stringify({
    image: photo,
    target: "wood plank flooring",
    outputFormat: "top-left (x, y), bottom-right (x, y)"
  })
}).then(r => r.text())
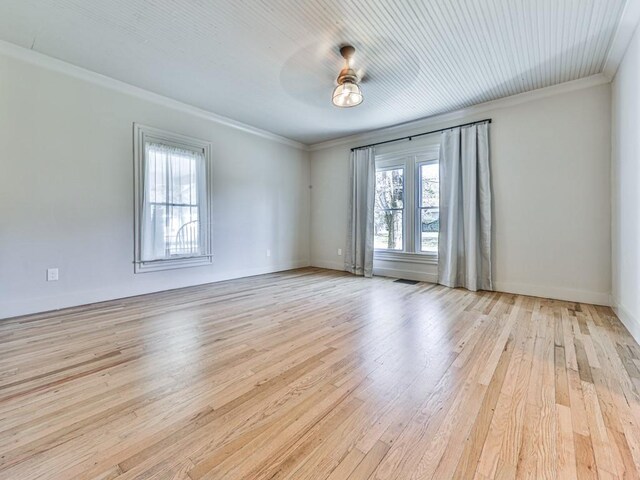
top-left (1, 267), bottom-right (639, 479)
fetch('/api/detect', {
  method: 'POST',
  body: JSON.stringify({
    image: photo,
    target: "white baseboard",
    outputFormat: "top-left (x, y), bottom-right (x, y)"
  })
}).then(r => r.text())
top-left (610, 296), bottom-right (640, 346)
top-left (6, 259), bottom-right (617, 327)
top-left (314, 262), bottom-right (608, 304)
top-left (373, 266), bottom-right (438, 284)
top-left (493, 281), bottom-right (610, 306)
top-left (310, 259), bottom-right (346, 271)
top-left (1, 260), bottom-right (310, 320)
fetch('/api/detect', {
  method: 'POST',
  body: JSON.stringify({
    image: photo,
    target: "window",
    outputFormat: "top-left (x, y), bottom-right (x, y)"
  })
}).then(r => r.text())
top-left (134, 124), bottom-right (212, 273)
top-left (374, 145), bottom-right (439, 260)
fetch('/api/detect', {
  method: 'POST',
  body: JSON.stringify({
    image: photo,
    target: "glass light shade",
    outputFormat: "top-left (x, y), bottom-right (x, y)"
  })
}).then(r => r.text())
top-left (332, 81), bottom-right (363, 107)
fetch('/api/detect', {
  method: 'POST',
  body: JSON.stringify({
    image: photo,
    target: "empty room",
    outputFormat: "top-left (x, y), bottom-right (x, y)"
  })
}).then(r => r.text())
top-left (2, 0), bottom-right (640, 478)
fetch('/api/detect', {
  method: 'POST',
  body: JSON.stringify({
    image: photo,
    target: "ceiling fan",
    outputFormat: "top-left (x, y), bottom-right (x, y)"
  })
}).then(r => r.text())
top-left (332, 45), bottom-right (363, 108)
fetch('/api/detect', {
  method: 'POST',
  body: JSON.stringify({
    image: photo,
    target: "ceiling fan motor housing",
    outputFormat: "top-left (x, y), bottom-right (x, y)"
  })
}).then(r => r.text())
top-left (337, 67), bottom-right (359, 85)
top-left (332, 44), bottom-right (363, 107)
top-left (337, 45), bottom-right (359, 85)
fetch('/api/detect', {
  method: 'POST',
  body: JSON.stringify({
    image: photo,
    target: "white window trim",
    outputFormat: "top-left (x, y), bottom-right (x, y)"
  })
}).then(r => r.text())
top-left (133, 123), bottom-right (213, 273)
top-left (374, 144), bottom-right (439, 262)
top-left (374, 250), bottom-right (438, 265)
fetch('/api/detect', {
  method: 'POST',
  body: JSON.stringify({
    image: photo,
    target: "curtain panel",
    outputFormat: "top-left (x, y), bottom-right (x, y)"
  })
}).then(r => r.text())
top-left (345, 147), bottom-right (376, 277)
top-left (141, 143), bottom-right (207, 261)
top-left (438, 122), bottom-right (492, 291)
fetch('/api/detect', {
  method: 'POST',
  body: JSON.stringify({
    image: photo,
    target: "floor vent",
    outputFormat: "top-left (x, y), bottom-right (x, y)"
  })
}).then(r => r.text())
top-left (394, 278), bottom-right (420, 285)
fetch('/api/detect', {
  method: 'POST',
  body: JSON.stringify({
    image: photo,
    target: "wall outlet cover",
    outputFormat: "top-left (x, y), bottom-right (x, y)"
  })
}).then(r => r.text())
top-left (47, 268), bottom-right (59, 281)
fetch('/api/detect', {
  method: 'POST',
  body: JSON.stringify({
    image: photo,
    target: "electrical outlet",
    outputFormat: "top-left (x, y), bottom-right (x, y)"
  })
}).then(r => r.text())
top-left (47, 268), bottom-right (59, 282)
top-left (266, 249), bottom-right (271, 257)
top-left (337, 248), bottom-right (342, 256)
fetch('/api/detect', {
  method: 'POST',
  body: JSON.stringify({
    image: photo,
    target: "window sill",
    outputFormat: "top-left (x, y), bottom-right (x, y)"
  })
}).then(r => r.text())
top-left (134, 255), bottom-right (213, 273)
top-left (374, 251), bottom-right (438, 265)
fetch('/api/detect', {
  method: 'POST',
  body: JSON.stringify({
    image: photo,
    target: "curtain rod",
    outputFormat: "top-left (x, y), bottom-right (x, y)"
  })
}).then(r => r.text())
top-left (350, 118), bottom-right (492, 151)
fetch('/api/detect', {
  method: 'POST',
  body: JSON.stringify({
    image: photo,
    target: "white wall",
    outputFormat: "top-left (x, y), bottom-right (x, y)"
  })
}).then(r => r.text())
top-left (0, 53), bottom-right (310, 318)
top-left (612, 22), bottom-right (640, 343)
top-left (0, 44), bottom-right (616, 318)
top-left (311, 82), bottom-right (612, 305)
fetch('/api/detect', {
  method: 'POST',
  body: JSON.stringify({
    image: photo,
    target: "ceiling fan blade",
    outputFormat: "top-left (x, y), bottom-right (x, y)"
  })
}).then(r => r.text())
top-left (356, 67), bottom-right (367, 82)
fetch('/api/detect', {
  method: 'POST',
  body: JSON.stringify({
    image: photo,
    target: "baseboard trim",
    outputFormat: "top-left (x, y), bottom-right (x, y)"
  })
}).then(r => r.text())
top-left (610, 296), bottom-right (640, 346)
top-left (312, 262), bottom-right (609, 304)
top-left (493, 281), bottom-right (610, 306)
top-left (310, 259), bottom-right (346, 271)
top-left (1, 260), bottom-right (310, 320)
top-left (4, 262), bottom-right (616, 323)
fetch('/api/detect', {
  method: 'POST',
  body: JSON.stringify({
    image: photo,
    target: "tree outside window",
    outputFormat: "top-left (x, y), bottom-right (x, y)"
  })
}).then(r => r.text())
top-left (374, 168), bottom-right (404, 250)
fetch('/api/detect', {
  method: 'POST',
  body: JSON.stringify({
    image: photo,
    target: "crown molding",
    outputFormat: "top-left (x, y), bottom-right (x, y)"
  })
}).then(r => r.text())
top-left (0, 40), bottom-right (307, 151)
top-left (603, 0), bottom-right (640, 79)
top-left (0, 36), bottom-right (617, 154)
top-left (309, 73), bottom-right (611, 152)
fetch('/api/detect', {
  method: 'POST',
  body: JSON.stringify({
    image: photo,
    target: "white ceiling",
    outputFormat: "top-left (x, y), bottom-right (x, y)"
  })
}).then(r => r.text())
top-left (0, 0), bottom-right (630, 144)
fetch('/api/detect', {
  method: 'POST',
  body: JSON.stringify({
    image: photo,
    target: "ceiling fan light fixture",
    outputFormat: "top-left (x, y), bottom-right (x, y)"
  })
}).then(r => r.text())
top-left (332, 81), bottom-right (363, 107)
top-left (332, 45), bottom-right (363, 108)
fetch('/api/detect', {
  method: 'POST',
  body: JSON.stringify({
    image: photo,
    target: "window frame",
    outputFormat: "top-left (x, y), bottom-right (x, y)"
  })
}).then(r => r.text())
top-left (133, 123), bottom-right (213, 273)
top-left (374, 144), bottom-right (439, 264)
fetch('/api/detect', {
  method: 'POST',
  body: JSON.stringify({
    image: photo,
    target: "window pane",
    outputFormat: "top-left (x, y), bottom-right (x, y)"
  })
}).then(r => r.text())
top-left (420, 208), bottom-right (439, 253)
top-left (144, 205), bottom-right (200, 260)
top-left (420, 163), bottom-right (439, 208)
top-left (147, 150), bottom-right (166, 204)
top-left (375, 168), bottom-right (404, 210)
top-left (142, 142), bottom-right (204, 261)
top-left (374, 210), bottom-right (403, 250)
top-left (375, 167), bottom-right (404, 250)
top-left (167, 206), bottom-right (200, 256)
top-left (168, 152), bottom-right (199, 205)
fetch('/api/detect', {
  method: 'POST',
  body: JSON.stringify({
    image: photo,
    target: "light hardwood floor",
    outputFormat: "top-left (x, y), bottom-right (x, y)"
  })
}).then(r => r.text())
top-left (1, 268), bottom-right (639, 479)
